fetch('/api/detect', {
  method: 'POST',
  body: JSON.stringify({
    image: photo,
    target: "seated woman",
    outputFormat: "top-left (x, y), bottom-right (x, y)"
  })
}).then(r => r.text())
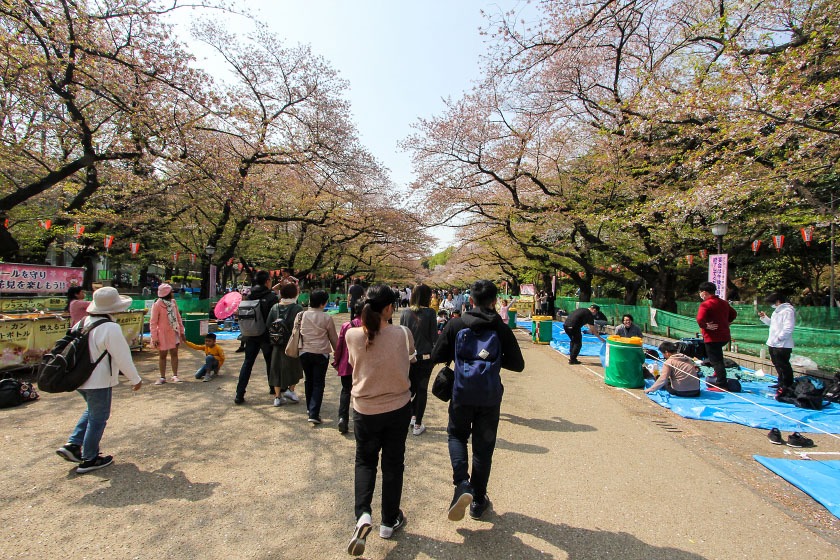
top-left (644, 341), bottom-right (701, 397)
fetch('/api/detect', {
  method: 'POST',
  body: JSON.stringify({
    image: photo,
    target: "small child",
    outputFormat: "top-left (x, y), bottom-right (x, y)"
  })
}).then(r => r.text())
top-left (185, 333), bottom-right (226, 382)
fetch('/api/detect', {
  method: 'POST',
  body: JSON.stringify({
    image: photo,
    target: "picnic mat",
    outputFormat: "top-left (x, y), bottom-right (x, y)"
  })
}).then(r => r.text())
top-left (646, 379), bottom-right (840, 433)
top-left (754, 455), bottom-right (840, 519)
top-left (516, 319), bottom-right (606, 357)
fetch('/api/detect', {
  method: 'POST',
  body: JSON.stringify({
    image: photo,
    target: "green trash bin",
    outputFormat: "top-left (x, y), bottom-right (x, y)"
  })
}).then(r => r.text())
top-left (531, 315), bottom-right (553, 344)
top-left (338, 300), bottom-right (348, 313)
top-left (604, 336), bottom-right (645, 388)
top-left (183, 313), bottom-right (209, 345)
top-left (507, 309), bottom-right (517, 328)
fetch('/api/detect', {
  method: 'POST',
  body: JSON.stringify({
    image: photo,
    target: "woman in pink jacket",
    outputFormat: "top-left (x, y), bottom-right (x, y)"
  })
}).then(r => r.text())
top-left (150, 283), bottom-right (185, 384)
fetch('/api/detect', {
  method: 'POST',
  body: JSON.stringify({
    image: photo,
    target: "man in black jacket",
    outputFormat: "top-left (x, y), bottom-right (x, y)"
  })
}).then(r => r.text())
top-left (234, 270), bottom-right (278, 404)
top-left (431, 279), bottom-right (524, 521)
top-left (563, 305), bottom-right (605, 365)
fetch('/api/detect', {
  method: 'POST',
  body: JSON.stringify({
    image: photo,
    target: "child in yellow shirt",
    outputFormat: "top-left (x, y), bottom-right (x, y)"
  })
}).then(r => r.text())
top-left (186, 333), bottom-right (226, 381)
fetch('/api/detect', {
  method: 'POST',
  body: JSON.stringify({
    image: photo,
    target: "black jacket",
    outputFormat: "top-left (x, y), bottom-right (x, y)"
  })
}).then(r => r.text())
top-left (431, 307), bottom-right (524, 373)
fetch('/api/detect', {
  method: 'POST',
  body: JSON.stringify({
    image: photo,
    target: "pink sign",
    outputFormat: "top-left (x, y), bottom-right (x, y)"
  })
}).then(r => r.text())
top-left (0, 263), bottom-right (84, 294)
top-left (708, 254), bottom-right (728, 301)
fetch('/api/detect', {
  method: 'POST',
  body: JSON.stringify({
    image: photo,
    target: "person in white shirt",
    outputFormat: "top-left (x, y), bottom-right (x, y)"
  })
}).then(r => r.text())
top-left (55, 287), bottom-right (142, 474)
top-left (758, 291), bottom-right (796, 389)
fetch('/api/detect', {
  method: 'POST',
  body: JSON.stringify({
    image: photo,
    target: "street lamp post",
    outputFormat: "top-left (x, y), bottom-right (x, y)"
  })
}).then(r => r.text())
top-left (203, 244), bottom-right (215, 300)
top-left (711, 221), bottom-right (729, 254)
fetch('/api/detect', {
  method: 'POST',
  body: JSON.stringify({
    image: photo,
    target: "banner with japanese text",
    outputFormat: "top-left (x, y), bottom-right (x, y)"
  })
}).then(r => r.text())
top-left (0, 296), bottom-right (67, 312)
top-left (708, 254), bottom-right (729, 301)
top-left (0, 264), bottom-right (84, 294)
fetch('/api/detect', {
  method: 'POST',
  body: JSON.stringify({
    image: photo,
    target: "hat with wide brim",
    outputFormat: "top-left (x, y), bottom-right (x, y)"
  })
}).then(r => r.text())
top-left (87, 287), bottom-right (132, 315)
top-left (157, 283), bottom-right (173, 297)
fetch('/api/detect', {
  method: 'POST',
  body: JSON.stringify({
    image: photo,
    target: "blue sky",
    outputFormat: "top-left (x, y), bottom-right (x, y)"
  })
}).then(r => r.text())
top-left (176, 0), bottom-right (536, 248)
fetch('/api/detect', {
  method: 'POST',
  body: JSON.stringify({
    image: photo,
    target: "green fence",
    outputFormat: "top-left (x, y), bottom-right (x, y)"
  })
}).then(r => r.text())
top-left (676, 301), bottom-right (840, 329)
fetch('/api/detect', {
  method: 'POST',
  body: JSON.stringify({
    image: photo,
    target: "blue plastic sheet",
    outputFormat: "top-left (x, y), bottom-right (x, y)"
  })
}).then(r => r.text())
top-left (516, 319), bottom-right (606, 357)
top-left (754, 456), bottom-right (840, 519)
top-left (646, 379), bottom-right (840, 433)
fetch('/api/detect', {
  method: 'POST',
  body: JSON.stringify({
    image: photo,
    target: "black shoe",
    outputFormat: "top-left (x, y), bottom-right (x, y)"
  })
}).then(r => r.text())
top-left (338, 417), bottom-right (348, 434)
top-left (56, 443), bottom-right (82, 463)
top-left (705, 376), bottom-right (727, 388)
top-left (308, 416), bottom-right (322, 425)
top-left (234, 346), bottom-right (245, 353)
top-left (347, 513), bottom-right (372, 556)
top-left (234, 395), bottom-right (245, 405)
top-left (469, 495), bottom-right (491, 520)
top-left (76, 455), bottom-right (114, 474)
top-left (769, 383), bottom-right (779, 389)
top-left (786, 432), bottom-right (814, 448)
top-left (767, 428), bottom-right (783, 445)
top-left (568, 359), bottom-right (581, 365)
top-left (379, 509), bottom-right (406, 538)
top-left (448, 481), bottom-right (474, 521)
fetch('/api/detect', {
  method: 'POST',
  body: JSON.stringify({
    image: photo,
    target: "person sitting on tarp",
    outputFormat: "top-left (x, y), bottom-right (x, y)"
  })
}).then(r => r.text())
top-left (563, 305), bottom-right (605, 365)
top-left (645, 342), bottom-right (701, 397)
top-left (615, 314), bottom-right (642, 338)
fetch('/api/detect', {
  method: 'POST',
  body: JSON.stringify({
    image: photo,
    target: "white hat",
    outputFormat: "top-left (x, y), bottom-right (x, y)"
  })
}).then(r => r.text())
top-left (87, 287), bottom-right (132, 315)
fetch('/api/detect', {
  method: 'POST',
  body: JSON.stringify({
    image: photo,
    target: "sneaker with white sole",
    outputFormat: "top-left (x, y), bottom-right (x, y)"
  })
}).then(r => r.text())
top-left (786, 432), bottom-right (814, 448)
top-left (56, 443), bottom-right (82, 463)
top-left (412, 423), bottom-right (426, 436)
top-left (767, 427), bottom-right (783, 445)
top-left (410, 416), bottom-right (416, 427)
top-left (76, 454), bottom-right (114, 474)
top-left (154, 377), bottom-right (166, 385)
top-left (347, 513), bottom-right (372, 556)
top-left (282, 389), bottom-right (300, 403)
top-left (448, 481), bottom-right (474, 521)
top-left (273, 397), bottom-right (287, 407)
top-left (170, 375), bottom-right (182, 383)
top-left (379, 510), bottom-right (406, 539)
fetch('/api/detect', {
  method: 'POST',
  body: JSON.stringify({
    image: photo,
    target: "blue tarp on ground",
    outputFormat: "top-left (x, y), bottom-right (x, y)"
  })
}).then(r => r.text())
top-left (646, 380), bottom-right (840, 433)
top-left (754, 456), bottom-right (840, 519)
top-left (516, 319), bottom-right (606, 357)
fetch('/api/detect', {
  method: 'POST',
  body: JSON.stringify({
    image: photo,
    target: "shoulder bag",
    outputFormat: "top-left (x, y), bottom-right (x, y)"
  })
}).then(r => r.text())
top-left (284, 312), bottom-right (304, 358)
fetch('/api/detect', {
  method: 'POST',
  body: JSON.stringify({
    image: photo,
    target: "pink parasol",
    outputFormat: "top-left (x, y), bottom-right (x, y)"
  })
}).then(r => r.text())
top-left (214, 292), bottom-right (242, 320)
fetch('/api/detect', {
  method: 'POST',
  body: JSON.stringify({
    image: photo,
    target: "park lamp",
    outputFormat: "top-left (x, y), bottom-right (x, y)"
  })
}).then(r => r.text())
top-left (711, 221), bottom-right (729, 254)
top-left (205, 244), bottom-right (216, 257)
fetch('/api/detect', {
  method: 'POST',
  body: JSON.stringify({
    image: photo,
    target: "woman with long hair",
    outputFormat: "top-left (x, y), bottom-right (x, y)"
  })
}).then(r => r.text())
top-left (345, 284), bottom-right (415, 556)
top-left (150, 283), bottom-right (185, 384)
top-left (399, 284), bottom-right (438, 436)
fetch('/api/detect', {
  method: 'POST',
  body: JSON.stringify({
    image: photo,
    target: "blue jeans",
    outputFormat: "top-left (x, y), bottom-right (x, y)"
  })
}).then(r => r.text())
top-left (195, 355), bottom-right (219, 379)
top-left (300, 353), bottom-right (328, 419)
top-left (68, 388), bottom-right (112, 461)
top-left (236, 335), bottom-right (273, 398)
top-left (447, 401), bottom-right (500, 498)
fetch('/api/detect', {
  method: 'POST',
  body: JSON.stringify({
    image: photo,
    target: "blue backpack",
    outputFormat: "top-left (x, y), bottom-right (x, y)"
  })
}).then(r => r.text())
top-left (453, 327), bottom-right (503, 406)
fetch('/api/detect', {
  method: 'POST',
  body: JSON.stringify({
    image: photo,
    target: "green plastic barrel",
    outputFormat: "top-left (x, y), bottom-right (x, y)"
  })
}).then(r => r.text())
top-left (183, 313), bottom-right (208, 345)
top-left (531, 315), bottom-right (553, 344)
top-left (604, 337), bottom-right (645, 388)
top-left (507, 309), bottom-right (517, 328)
top-left (338, 300), bottom-right (348, 313)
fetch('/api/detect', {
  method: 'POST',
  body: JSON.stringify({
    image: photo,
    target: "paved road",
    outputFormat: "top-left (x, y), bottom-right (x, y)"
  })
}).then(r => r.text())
top-left (1, 320), bottom-right (837, 559)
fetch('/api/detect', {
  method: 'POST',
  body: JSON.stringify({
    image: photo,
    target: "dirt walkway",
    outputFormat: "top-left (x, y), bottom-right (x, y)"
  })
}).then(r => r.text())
top-left (1, 317), bottom-right (838, 559)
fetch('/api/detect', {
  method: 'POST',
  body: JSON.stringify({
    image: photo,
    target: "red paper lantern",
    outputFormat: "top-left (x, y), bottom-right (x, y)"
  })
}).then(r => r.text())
top-left (772, 235), bottom-right (784, 252)
top-left (130, 242), bottom-right (140, 255)
top-left (74, 223), bottom-right (85, 237)
top-left (189, 253), bottom-right (196, 265)
top-left (800, 226), bottom-right (814, 247)
top-left (751, 240), bottom-right (761, 254)
top-left (686, 255), bottom-right (694, 266)
top-left (40, 219), bottom-right (52, 230)
top-left (172, 252), bottom-right (180, 263)
top-left (104, 235), bottom-right (114, 249)
top-left (699, 249), bottom-right (708, 259)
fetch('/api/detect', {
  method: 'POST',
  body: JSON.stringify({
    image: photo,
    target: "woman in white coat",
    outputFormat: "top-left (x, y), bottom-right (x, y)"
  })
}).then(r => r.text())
top-left (55, 287), bottom-right (143, 474)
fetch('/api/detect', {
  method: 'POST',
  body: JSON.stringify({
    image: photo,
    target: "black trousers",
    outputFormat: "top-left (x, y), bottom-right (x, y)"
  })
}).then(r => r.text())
top-left (236, 335), bottom-right (272, 398)
top-left (409, 359), bottom-right (434, 425)
top-left (704, 341), bottom-right (727, 380)
top-left (564, 325), bottom-right (583, 361)
top-left (769, 346), bottom-right (794, 388)
top-left (353, 402), bottom-right (412, 525)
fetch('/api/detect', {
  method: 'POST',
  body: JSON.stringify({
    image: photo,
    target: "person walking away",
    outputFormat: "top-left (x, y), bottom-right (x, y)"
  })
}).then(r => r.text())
top-left (332, 300), bottom-right (364, 433)
top-left (431, 280), bottom-right (525, 521)
top-left (185, 333), bottom-right (225, 381)
top-left (399, 284), bottom-right (438, 436)
top-left (345, 285), bottom-right (415, 556)
top-left (563, 305), bottom-right (605, 364)
top-left (298, 290), bottom-right (338, 425)
top-left (234, 271), bottom-right (278, 404)
top-left (348, 278), bottom-right (365, 321)
top-left (696, 281), bottom-right (737, 388)
top-left (66, 286), bottom-right (89, 327)
top-left (644, 342), bottom-right (701, 397)
top-left (758, 292), bottom-right (795, 390)
top-left (267, 283), bottom-right (304, 406)
top-left (55, 287), bottom-right (142, 473)
top-left (615, 314), bottom-right (643, 338)
top-left (150, 283), bottom-right (185, 384)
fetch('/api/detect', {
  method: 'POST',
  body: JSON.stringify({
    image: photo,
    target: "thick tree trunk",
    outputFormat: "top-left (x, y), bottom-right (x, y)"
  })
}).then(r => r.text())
top-left (649, 270), bottom-right (678, 312)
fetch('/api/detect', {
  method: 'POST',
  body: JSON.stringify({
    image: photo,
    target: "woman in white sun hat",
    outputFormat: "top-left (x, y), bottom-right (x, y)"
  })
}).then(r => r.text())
top-left (55, 287), bottom-right (143, 474)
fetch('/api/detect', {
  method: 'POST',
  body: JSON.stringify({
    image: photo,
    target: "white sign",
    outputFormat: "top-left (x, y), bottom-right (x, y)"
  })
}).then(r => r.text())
top-left (709, 254), bottom-right (728, 300)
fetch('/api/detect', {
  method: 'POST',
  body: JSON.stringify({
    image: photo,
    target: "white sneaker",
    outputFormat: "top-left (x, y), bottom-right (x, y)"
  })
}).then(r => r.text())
top-left (202, 375), bottom-right (211, 382)
top-left (410, 416), bottom-right (416, 427)
top-left (412, 423), bottom-right (426, 436)
top-left (273, 397), bottom-right (287, 407)
top-left (379, 510), bottom-right (406, 539)
top-left (154, 377), bottom-right (166, 385)
top-left (282, 389), bottom-right (300, 403)
top-left (170, 375), bottom-right (182, 383)
top-left (347, 513), bottom-right (372, 556)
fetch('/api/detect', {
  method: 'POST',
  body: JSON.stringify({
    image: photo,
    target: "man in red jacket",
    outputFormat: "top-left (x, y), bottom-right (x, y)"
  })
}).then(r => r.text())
top-left (696, 281), bottom-right (737, 388)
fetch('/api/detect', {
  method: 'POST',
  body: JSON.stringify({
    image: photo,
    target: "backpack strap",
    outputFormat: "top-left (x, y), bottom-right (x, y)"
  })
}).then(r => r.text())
top-left (83, 318), bottom-right (113, 367)
top-left (401, 326), bottom-right (417, 362)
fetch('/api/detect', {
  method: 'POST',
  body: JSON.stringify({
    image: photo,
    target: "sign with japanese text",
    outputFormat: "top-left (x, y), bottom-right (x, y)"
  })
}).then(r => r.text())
top-left (708, 254), bottom-right (728, 301)
top-left (0, 264), bottom-right (83, 294)
top-left (0, 297), bottom-right (66, 312)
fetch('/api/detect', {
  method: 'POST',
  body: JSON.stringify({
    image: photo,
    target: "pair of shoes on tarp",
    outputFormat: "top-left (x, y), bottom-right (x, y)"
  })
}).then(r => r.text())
top-left (768, 427), bottom-right (814, 448)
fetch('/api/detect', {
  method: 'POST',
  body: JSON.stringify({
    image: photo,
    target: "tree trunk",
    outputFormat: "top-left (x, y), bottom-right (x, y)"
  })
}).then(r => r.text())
top-left (649, 269), bottom-right (678, 312)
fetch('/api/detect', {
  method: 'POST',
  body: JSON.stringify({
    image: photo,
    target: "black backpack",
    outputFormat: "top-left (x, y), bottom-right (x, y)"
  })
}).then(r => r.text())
top-left (268, 305), bottom-right (296, 347)
top-left (0, 378), bottom-right (22, 408)
top-left (821, 374), bottom-right (840, 404)
top-left (776, 377), bottom-right (825, 410)
top-left (37, 319), bottom-right (112, 393)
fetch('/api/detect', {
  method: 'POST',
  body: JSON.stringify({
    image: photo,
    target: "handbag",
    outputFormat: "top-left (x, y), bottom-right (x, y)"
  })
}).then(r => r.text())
top-left (284, 312), bottom-right (303, 358)
top-left (431, 363), bottom-right (454, 402)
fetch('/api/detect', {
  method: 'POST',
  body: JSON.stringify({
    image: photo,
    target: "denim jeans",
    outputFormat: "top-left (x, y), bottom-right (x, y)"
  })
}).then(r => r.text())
top-left (409, 359), bottom-right (434, 425)
top-left (236, 335), bottom-right (273, 398)
top-left (300, 353), bottom-right (329, 419)
top-left (769, 346), bottom-right (794, 388)
top-left (564, 325), bottom-right (583, 361)
top-left (353, 402), bottom-right (411, 524)
top-left (447, 401), bottom-right (501, 498)
top-left (195, 355), bottom-right (219, 379)
top-left (338, 374), bottom-right (352, 421)
top-left (704, 341), bottom-right (727, 380)
top-left (69, 387), bottom-right (112, 461)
